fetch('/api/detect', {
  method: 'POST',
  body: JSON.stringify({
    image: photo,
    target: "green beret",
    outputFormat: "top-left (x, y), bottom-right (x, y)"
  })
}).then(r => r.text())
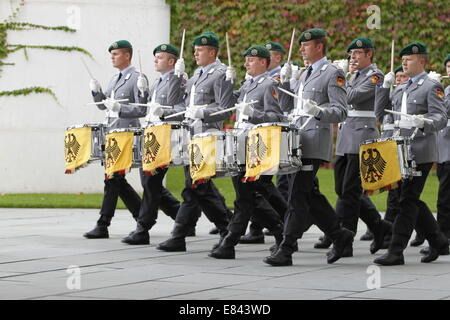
top-left (153, 44), bottom-right (179, 58)
top-left (444, 54), bottom-right (450, 66)
top-left (347, 37), bottom-right (374, 52)
top-left (192, 31), bottom-right (219, 48)
top-left (298, 28), bottom-right (326, 44)
top-left (394, 65), bottom-right (404, 74)
top-left (264, 41), bottom-right (285, 53)
top-left (108, 40), bottom-right (132, 52)
top-left (399, 42), bottom-right (427, 57)
top-left (243, 45), bottom-right (270, 59)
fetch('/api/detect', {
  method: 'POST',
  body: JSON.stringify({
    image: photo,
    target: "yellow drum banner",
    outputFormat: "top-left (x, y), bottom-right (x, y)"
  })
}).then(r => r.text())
top-left (104, 131), bottom-right (134, 178)
top-left (244, 126), bottom-right (281, 181)
top-left (64, 127), bottom-right (92, 174)
top-left (189, 135), bottom-right (216, 185)
top-left (360, 140), bottom-right (401, 194)
top-left (142, 124), bottom-right (172, 174)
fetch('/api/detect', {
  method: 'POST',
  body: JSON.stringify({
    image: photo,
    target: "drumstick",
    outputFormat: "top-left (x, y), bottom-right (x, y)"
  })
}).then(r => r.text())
top-left (164, 104), bottom-right (209, 119)
top-left (80, 57), bottom-right (95, 79)
top-left (384, 109), bottom-right (433, 123)
top-left (86, 99), bottom-right (128, 106)
top-left (129, 103), bottom-right (171, 108)
top-left (441, 76), bottom-right (450, 79)
top-left (278, 87), bottom-right (323, 112)
top-left (390, 40), bottom-right (395, 73)
top-left (138, 49), bottom-right (143, 76)
top-left (226, 32), bottom-right (232, 68)
top-left (209, 100), bottom-right (259, 116)
top-left (287, 28), bottom-right (296, 65)
top-left (180, 28), bottom-right (186, 60)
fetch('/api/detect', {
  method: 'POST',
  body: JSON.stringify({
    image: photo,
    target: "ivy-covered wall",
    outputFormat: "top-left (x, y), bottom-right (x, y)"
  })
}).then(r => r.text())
top-left (167, 0), bottom-right (450, 79)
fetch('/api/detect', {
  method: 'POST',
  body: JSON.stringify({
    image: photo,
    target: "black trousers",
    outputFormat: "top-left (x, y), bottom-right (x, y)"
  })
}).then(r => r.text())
top-left (227, 173), bottom-right (283, 235)
top-left (437, 162), bottom-right (450, 235)
top-left (390, 163), bottom-right (442, 253)
top-left (334, 154), bottom-right (382, 234)
top-left (98, 174), bottom-right (141, 226)
top-left (135, 168), bottom-right (182, 230)
top-left (276, 174), bottom-right (290, 202)
top-left (384, 188), bottom-right (400, 223)
top-left (173, 166), bottom-right (229, 231)
top-left (283, 159), bottom-right (340, 240)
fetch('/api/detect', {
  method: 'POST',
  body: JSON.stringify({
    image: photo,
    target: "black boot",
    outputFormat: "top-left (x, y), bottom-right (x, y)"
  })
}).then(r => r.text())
top-left (360, 229), bottom-right (374, 241)
top-left (314, 234), bottom-right (332, 249)
top-left (421, 232), bottom-right (450, 263)
top-left (238, 229), bottom-right (264, 244)
top-left (373, 252), bottom-right (405, 265)
top-left (121, 224), bottom-right (149, 245)
top-left (269, 241), bottom-right (298, 255)
top-left (410, 232), bottom-right (425, 247)
top-left (212, 229), bottom-right (229, 251)
top-left (156, 223), bottom-right (187, 252)
top-left (328, 244), bottom-right (353, 258)
top-left (420, 246), bottom-right (450, 256)
top-left (209, 227), bottom-right (219, 235)
top-left (263, 238), bottom-right (296, 266)
top-left (209, 232), bottom-right (240, 259)
top-left (370, 220), bottom-right (393, 254)
top-left (327, 228), bottom-right (355, 264)
top-left (186, 226), bottom-right (196, 237)
top-left (381, 231), bottom-right (392, 249)
top-left (83, 225), bottom-right (109, 239)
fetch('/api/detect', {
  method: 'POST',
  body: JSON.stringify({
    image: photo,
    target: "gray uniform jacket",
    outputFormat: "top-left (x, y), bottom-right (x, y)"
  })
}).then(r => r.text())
top-left (437, 86), bottom-right (450, 163)
top-left (335, 63), bottom-right (384, 155)
top-left (93, 66), bottom-right (142, 129)
top-left (279, 59), bottom-right (348, 162)
top-left (374, 72), bottom-right (447, 164)
top-left (233, 73), bottom-right (285, 125)
top-left (167, 61), bottom-right (234, 132)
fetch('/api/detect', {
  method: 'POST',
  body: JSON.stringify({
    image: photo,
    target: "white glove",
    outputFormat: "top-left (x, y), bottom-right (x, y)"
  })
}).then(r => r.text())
top-left (185, 108), bottom-right (204, 120)
top-left (241, 103), bottom-right (254, 117)
top-left (174, 58), bottom-right (185, 77)
top-left (382, 71), bottom-right (395, 88)
top-left (150, 104), bottom-right (164, 118)
top-left (280, 63), bottom-right (292, 83)
top-left (244, 72), bottom-right (252, 81)
top-left (89, 79), bottom-right (101, 93)
top-left (302, 99), bottom-right (321, 117)
top-left (225, 66), bottom-right (236, 83)
top-left (411, 115), bottom-right (425, 129)
top-left (333, 59), bottom-right (349, 74)
top-left (428, 71), bottom-right (441, 83)
top-left (291, 65), bottom-right (301, 81)
top-left (104, 98), bottom-right (121, 112)
top-left (137, 75), bottom-right (148, 95)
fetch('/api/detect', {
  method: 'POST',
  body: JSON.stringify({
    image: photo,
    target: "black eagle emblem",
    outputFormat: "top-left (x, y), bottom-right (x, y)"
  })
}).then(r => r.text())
top-left (247, 133), bottom-right (267, 168)
top-left (143, 132), bottom-right (160, 164)
top-left (105, 137), bottom-right (121, 168)
top-left (190, 143), bottom-right (203, 171)
top-left (361, 148), bottom-right (387, 183)
top-left (64, 133), bottom-right (81, 163)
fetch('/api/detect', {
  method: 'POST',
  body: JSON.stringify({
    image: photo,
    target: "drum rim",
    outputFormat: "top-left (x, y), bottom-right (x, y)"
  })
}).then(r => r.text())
top-left (66, 123), bottom-right (105, 130)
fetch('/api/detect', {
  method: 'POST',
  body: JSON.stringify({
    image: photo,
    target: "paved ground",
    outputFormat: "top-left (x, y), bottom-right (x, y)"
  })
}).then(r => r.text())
top-left (0, 208), bottom-right (449, 300)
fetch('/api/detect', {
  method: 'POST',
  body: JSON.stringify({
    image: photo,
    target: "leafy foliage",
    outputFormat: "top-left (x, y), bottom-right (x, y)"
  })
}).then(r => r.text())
top-left (0, 86), bottom-right (59, 103)
top-left (166, 0), bottom-right (450, 80)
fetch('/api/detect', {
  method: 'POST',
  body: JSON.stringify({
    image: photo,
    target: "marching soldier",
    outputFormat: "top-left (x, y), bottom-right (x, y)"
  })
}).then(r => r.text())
top-left (121, 44), bottom-right (199, 245)
top-left (156, 31), bottom-right (234, 252)
top-left (334, 37), bottom-right (392, 256)
top-left (209, 45), bottom-right (285, 259)
top-left (264, 28), bottom-right (354, 266)
top-left (84, 40), bottom-right (143, 239)
top-left (374, 42), bottom-right (449, 265)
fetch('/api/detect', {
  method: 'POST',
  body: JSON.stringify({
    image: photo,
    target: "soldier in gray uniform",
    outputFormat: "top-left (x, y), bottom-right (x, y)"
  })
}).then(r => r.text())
top-left (121, 44), bottom-right (199, 245)
top-left (374, 42), bottom-right (449, 265)
top-left (239, 41), bottom-right (288, 244)
top-left (156, 31), bottom-right (234, 252)
top-left (209, 45), bottom-right (286, 259)
top-left (84, 40), bottom-right (143, 239)
top-left (264, 29), bottom-right (354, 266)
top-left (334, 37), bottom-right (392, 256)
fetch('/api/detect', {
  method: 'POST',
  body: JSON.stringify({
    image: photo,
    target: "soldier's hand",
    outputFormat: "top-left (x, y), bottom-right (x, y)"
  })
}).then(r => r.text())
top-left (89, 79), bottom-right (101, 93)
top-left (151, 105), bottom-right (164, 118)
top-left (428, 71), bottom-right (441, 83)
top-left (333, 59), bottom-right (349, 74)
top-left (382, 71), bottom-right (395, 88)
top-left (241, 103), bottom-right (254, 117)
top-left (280, 63), bottom-right (292, 83)
top-left (104, 98), bottom-right (121, 112)
top-left (175, 58), bottom-right (185, 77)
top-left (225, 66), bottom-right (236, 83)
top-left (291, 65), bottom-right (301, 81)
top-left (302, 99), bottom-right (321, 117)
top-left (137, 75), bottom-right (148, 95)
top-left (411, 115), bottom-right (425, 129)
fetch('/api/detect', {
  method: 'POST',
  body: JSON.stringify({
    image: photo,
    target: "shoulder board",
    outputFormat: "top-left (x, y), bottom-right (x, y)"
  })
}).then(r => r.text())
top-left (366, 69), bottom-right (375, 76)
top-left (125, 73), bottom-right (132, 80)
top-left (321, 64), bottom-right (328, 71)
top-left (418, 78), bottom-right (425, 86)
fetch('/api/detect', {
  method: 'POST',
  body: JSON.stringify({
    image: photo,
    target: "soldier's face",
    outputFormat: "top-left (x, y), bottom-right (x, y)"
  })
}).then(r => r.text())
top-left (110, 49), bottom-right (130, 70)
top-left (446, 61), bottom-right (450, 76)
top-left (395, 71), bottom-right (409, 85)
top-left (244, 57), bottom-right (267, 77)
top-left (300, 40), bottom-right (321, 62)
top-left (402, 54), bottom-right (423, 77)
top-left (154, 52), bottom-right (175, 73)
top-left (348, 49), bottom-right (371, 70)
top-left (194, 46), bottom-right (216, 66)
top-left (268, 51), bottom-right (282, 70)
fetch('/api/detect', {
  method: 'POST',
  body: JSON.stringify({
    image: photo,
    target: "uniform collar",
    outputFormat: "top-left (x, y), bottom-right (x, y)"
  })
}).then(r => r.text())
top-left (200, 60), bottom-right (219, 75)
top-left (159, 69), bottom-right (174, 82)
top-left (119, 65), bottom-right (134, 77)
top-left (310, 56), bottom-right (327, 72)
top-left (268, 65), bottom-right (281, 77)
top-left (250, 71), bottom-right (268, 83)
top-left (410, 71), bottom-right (426, 84)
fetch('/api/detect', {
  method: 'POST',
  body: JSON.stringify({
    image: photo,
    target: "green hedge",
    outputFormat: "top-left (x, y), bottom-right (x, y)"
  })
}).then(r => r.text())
top-left (167, 0), bottom-right (450, 80)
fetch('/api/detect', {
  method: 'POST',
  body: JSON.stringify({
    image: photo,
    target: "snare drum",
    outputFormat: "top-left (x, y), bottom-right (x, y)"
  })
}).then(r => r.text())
top-left (65, 123), bottom-right (106, 163)
top-left (107, 127), bottom-right (143, 169)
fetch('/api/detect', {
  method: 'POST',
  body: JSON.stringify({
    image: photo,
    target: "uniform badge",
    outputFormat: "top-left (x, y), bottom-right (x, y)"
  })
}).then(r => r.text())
top-left (336, 76), bottom-right (345, 86)
top-left (112, 42), bottom-right (118, 49)
top-left (272, 88), bottom-right (279, 99)
top-left (361, 148), bottom-right (387, 183)
top-left (371, 75), bottom-right (380, 83)
top-left (251, 49), bottom-right (258, 56)
top-left (356, 40), bottom-right (363, 47)
top-left (274, 75), bottom-right (281, 83)
top-left (201, 37), bottom-right (208, 44)
top-left (266, 44), bottom-right (272, 50)
top-left (161, 44), bottom-right (167, 51)
top-left (412, 46), bottom-right (419, 53)
top-left (304, 32), bottom-right (311, 40)
top-left (437, 88), bottom-right (444, 99)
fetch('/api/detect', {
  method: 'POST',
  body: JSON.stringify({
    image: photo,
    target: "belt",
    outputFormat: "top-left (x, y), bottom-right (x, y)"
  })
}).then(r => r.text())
top-left (347, 110), bottom-right (376, 118)
top-left (381, 123), bottom-right (395, 131)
